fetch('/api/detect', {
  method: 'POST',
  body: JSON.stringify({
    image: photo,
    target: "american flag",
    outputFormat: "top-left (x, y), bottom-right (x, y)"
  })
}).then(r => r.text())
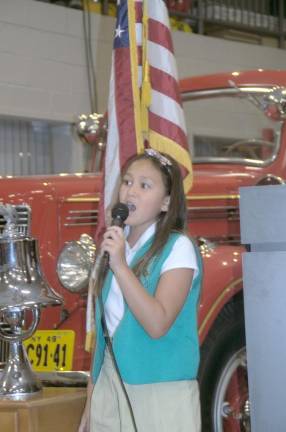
top-left (145, 0), bottom-right (192, 191)
top-left (103, 0), bottom-right (192, 221)
top-left (85, 0), bottom-right (192, 351)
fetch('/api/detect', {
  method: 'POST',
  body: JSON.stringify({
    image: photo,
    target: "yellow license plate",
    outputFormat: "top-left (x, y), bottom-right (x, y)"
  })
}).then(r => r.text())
top-left (23, 330), bottom-right (75, 372)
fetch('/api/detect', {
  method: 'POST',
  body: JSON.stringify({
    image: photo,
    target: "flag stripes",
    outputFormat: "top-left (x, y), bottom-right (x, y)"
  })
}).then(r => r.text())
top-left (150, 67), bottom-right (181, 106)
top-left (149, 111), bottom-right (188, 147)
top-left (149, 19), bottom-right (174, 53)
top-left (145, 0), bottom-right (192, 191)
top-left (85, 0), bottom-right (193, 352)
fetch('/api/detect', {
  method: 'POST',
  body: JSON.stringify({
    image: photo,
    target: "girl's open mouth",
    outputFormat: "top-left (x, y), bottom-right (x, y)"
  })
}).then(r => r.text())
top-left (127, 202), bottom-right (136, 212)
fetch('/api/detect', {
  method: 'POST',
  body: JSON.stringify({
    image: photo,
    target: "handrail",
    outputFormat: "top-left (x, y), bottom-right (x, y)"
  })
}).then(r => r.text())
top-left (90, 0), bottom-right (286, 49)
top-left (168, 0), bottom-right (285, 48)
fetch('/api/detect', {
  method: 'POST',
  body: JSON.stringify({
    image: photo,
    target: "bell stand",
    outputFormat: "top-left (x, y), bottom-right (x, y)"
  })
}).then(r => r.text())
top-left (0, 305), bottom-right (86, 432)
top-left (0, 306), bottom-right (42, 398)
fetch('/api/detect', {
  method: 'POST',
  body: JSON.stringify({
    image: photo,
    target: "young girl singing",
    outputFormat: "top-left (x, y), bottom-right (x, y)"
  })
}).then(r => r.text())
top-left (79, 149), bottom-right (202, 432)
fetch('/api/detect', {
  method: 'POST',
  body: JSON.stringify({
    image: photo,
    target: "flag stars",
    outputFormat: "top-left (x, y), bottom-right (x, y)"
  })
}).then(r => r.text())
top-left (115, 25), bottom-right (126, 39)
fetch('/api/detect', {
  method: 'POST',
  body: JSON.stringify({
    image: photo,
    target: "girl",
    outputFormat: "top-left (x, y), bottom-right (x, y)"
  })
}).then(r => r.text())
top-left (79, 149), bottom-right (202, 432)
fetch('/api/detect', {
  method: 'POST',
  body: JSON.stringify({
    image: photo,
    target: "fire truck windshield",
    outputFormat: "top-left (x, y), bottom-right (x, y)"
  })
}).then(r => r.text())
top-left (183, 88), bottom-right (282, 167)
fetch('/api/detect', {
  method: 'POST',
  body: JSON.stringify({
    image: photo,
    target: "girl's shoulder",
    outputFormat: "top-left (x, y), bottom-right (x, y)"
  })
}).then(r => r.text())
top-left (172, 234), bottom-right (197, 257)
top-left (162, 232), bottom-right (198, 275)
top-left (170, 231), bottom-right (196, 251)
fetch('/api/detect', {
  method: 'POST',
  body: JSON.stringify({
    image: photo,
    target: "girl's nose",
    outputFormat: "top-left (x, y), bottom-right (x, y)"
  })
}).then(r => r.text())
top-left (127, 182), bottom-right (138, 196)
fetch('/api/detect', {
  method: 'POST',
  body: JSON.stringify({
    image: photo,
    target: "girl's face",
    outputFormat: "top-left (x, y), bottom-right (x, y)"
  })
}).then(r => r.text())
top-left (119, 159), bottom-right (170, 236)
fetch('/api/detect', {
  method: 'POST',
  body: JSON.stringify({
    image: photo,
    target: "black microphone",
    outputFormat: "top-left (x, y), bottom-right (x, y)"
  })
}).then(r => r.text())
top-left (110, 202), bottom-right (129, 228)
top-left (102, 203), bottom-right (129, 266)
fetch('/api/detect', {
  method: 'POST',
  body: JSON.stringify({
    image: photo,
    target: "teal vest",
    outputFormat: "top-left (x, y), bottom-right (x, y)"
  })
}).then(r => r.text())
top-left (91, 233), bottom-right (202, 385)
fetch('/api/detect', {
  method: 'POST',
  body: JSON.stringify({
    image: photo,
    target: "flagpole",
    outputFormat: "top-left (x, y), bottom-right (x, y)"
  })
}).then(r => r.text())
top-left (128, 0), bottom-right (145, 153)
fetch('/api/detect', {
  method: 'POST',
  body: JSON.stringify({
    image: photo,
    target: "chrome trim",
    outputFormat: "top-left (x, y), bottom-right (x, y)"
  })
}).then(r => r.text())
top-left (65, 197), bottom-right (100, 203)
top-left (187, 194), bottom-right (240, 201)
top-left (183, 85), bottom-right (282, 168)
top-left (182, 88), bottom-right (239, 101)
top-left (188, 206), bottom-right (239, 220)
top-left (189, 205), bottom-right (238, 210)
top-left (181, 86), bottom-right (275, 101)
top-left (193, 156), bottom-right (274, 167)
top-left (0, 204), bottom-right (31, 237)
top-left (67, 210), bottom-right (99, 214)
top-left (64, 222), bottom-right (97, 227)
top-left (63, 209), bottom-right (98, 227)
top-left (66, 216), bottom-right (98, 221)
top-left (256, 174), bottom-right (285, 185)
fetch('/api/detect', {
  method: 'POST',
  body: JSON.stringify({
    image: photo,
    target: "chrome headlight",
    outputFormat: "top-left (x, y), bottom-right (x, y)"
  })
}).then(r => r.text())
top-left (57, 234), bottom-right (96, 293)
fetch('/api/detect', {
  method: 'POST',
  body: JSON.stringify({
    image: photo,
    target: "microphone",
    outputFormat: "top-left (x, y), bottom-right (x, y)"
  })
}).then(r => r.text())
top-left (110, 202), bottom-right (129, 228)
top-left (102, 203), bottom-right (129, 266)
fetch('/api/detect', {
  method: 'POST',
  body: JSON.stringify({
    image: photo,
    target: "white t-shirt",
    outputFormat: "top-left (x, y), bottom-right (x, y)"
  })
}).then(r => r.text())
top-left (104, 223), bottom-right (198, 336)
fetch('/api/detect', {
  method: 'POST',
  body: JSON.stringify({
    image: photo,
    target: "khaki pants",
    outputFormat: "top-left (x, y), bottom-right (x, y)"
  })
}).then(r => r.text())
top-left (90, 350), bottom-right (201, 432)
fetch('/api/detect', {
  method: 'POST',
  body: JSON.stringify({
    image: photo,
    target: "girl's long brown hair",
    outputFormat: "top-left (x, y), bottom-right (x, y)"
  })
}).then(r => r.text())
top-left (94, 151), bottom-right (187, 297)
top-left (121, 152), bottom-right (187, 277)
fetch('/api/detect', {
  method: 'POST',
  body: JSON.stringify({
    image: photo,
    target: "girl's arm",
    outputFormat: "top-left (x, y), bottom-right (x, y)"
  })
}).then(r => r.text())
top-left (115, 264), bottom-right (193, 338)
top-left (101, 226), bottom-right (194, 339)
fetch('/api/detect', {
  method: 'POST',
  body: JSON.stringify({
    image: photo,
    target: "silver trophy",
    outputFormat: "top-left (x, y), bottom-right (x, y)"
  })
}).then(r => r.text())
top-left (0, 204), bottom-right (62, 398)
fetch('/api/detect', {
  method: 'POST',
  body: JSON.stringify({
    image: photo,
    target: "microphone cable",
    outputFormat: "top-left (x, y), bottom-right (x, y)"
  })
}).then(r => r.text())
top-left (98, 293), bottom-right (138, 432)
top-left (96, 202), bottom-right (138, 432)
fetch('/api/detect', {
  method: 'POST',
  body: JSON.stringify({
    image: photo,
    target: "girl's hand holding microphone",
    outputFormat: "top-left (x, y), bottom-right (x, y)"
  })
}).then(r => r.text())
top-left (101, 226), bottom-right (127, 273)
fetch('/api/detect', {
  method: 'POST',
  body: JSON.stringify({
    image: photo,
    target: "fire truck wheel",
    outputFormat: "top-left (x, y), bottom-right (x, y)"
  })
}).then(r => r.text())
top-left (198, 296), bottom-right (249, 432)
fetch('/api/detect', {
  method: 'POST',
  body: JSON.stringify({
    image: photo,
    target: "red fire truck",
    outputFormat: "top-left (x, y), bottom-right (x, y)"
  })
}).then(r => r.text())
top-left (1, 69), bottom-right (286, 431)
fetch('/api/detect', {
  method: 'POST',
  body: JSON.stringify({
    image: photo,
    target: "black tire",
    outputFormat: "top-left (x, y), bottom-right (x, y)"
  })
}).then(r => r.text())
top-left (198, 296), bottom-right (248, 432)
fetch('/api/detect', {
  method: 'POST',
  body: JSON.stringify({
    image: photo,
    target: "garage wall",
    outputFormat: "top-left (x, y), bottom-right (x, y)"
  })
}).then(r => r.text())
top-left (0, 0), bottom-right (114, 121)
top-left (0, 0), bottom-right (286, 122)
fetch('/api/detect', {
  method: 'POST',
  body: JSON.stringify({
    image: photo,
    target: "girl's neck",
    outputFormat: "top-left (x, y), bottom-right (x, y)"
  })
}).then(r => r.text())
top-left (127, 223), bottom-right (155, 248)
top-left (127, 229), bottom-right (143, 248)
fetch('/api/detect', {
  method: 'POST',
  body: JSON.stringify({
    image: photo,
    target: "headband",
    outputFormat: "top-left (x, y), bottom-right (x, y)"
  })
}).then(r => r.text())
top-left (144, 148), bottom-right (172, 168)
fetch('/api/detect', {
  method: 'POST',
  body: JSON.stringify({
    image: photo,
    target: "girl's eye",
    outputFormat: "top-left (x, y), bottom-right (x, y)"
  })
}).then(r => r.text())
top-left (141, 182), bottom-right (151, 190)
top-left (122, 178), bottom-right (132, 186)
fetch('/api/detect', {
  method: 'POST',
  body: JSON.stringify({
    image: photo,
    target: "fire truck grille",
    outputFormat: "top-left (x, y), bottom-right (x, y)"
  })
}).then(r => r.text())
top-left (0, 204), bottom-right (31, 237)
top-left (188, 205), bottom-right (239, 220)
top-left (64, 209), bottom-right (98, 227)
